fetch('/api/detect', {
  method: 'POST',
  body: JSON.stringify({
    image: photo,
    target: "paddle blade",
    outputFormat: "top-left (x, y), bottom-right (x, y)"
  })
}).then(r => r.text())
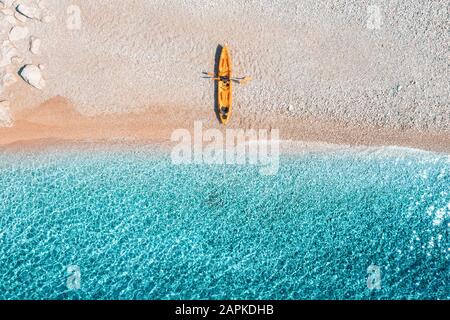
top-left (239, 76), bottom-right (252, 85)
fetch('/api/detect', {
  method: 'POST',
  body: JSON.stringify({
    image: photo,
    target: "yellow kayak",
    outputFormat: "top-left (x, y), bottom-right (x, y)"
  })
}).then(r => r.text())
top-left (218, 46), bottom-right (232, 125)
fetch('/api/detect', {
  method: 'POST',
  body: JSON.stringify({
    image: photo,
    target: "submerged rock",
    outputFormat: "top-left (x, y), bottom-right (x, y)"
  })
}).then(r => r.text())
top-left (19, 64), bottom-right (45, 89)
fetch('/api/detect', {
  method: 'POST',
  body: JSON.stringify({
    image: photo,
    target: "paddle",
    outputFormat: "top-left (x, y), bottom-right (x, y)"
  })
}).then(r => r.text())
top-left (202, 73), bottom-right (252, 84)
top-left (231, 76), bottom-right (252, 85)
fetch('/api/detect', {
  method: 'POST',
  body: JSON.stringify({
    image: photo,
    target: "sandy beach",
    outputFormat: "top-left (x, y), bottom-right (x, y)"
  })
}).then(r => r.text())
top-left (0, 0), bottom-right (449, 153)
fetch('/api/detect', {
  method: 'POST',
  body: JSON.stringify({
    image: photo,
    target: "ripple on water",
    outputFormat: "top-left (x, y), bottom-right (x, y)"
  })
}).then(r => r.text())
top-left (0, 147), bottom-right (448, 299)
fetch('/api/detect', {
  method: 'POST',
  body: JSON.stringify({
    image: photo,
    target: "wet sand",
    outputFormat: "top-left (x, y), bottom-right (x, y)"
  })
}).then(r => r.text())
top-left (0, 96), bottom-right (448, 154)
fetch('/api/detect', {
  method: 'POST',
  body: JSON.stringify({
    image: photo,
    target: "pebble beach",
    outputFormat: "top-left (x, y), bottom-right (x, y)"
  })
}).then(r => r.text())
top-left (0, 0), bottom-right (448, 152)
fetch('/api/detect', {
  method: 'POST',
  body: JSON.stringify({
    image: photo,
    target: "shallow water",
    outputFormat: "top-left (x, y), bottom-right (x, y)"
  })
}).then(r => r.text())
top-left (0, 146), bottom-right (448, 299)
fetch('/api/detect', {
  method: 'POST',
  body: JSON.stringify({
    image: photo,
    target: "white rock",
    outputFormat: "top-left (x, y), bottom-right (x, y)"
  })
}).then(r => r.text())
top-left (38, 64), bottom-right (45, 70)
top-left (4, 15), bottom-right (16, 24)
top-left (14, 10), bottom-right (27, 22)
top-left (0, 40), bottom-right (17, 67)
top-left (9, 25), bottom-right (29, 41)
top-left (19, 64), bottom-right (46, 89)
top-left (0, 100), bottom-right (13, 127)
top-left (0, 0), bottom-right (14, 9)
top-left (16, 4), bottom-right (40, 19)
top-left (29, 36), bottom-right (41, 54)
top-left (0, 10), bottom-right (14, 33)
top-left (2, 72), bottom-right (17, 86)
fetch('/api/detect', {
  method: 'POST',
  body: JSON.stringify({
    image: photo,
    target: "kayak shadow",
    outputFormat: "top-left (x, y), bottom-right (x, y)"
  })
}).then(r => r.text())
top-left (213, 44), bottom-right (223, 124)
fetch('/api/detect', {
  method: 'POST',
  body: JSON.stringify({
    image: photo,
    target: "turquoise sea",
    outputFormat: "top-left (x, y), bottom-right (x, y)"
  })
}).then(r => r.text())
top-left (0, 145), bottom-right (448, 299)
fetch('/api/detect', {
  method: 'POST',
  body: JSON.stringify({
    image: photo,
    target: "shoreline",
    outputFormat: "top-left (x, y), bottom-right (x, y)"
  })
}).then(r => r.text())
top-left (0, 96), bottom-right (448, 155)
top-left (0, 138), bottom-right (447, 159)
